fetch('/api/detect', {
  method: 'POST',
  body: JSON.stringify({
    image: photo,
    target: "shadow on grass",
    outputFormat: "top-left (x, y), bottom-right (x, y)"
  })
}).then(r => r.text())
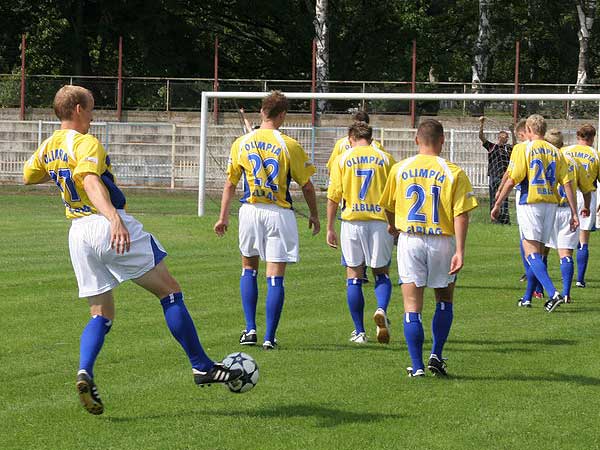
top-left (450, 372), bottom-right (600, 386)
top-left (452, 338), bottom-right (577, 346)
top-left (105, 403), bottom-right (403, 427)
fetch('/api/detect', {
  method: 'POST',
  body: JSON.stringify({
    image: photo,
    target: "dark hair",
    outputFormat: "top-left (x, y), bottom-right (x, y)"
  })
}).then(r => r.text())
top-left (577, 124), bottom-right (596, 141)
top-left (348, 121), bottom-right (373, 142)
top-left (53, 85), bottom-right (93, 120)
top-left (352, 110), bottom-right (370, 124)
top-left (261, 91), bottom-right (288, 119)
top-left (417, 119), bottom-right (444, 144)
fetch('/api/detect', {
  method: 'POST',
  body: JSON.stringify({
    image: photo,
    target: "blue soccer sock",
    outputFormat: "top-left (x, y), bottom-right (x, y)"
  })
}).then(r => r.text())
top-left (160, 292), bottom-right (213, 372)
top-left (264, 276), bottom-right (285, 343)
top-left (560, 256), bottom-right (574, 297)
top-left (347, 278), bottom-right (365, 334)
top-left (79, 315), bottom-right (112, 378)
top-left (403, 312), bottom-right (424, 371)
top-left (523, 265), bottom-right (537, 302)
top-left (527, 253), bottom-right (558, 298)
top-left (374, 274), bottom-right (392, 312)
top-left (431, 302), bottom-right (453, 359)
top-left (240, 268), bottom-right (258, 332)
top-left (577, 243), bottom-right (589, 283)
top-left (519, 240), bottom-right (528, 272)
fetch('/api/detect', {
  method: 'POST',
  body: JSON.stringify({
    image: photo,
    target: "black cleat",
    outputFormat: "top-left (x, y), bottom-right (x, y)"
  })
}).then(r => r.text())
top-left (193, 363), bottom-right (242, 387)
top-left (575, 281), bottom-right (586, 288)
top-left (519, 273), bottom-right (527, 282)
top-left (239, 329), bottom-right (257, 346)
top-left (544, 294), bottom-right (564, 313)
top-left (517, 298), bottom-right (532, 308)
top-left (76, 370), bottom-right (104, 415)
top-left (406, 367), bottom-right (425, 377)
top-left (427, 355), bottom-right (448, 377)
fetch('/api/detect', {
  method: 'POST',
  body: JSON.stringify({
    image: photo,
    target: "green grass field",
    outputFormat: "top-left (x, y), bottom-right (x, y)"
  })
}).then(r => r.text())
top-left (1, 185), bottom-right (600, 450)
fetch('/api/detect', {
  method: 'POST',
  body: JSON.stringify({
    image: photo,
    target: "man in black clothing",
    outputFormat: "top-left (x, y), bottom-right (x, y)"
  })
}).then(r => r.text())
top-left (479, 116), bottom-right (513, 224)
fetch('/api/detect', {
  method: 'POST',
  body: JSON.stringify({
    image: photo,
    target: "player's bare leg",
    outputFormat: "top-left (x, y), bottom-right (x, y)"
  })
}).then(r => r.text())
top-left (401, 283), bottom-right (426, 376)
top-left (372, 266), bottom-right (392, 344)
top-left (77, 291), bottom-right (115, 415)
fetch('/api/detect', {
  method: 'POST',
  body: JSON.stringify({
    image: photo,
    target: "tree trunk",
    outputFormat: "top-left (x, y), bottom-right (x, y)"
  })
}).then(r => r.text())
top-left (575, 0), bottom-right (596, 92)
top-left (470, 0), bottom-right (491, 116)
top-left (315, 0), bottom-right (329, 118)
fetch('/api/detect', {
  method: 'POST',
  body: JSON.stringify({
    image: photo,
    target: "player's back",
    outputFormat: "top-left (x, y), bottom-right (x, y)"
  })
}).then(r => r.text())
top-left (563, 144), bottom-right (600, 186)
top-left (381, 154), bottom-right (477, 236)
top-left (327, 136), bottom-right (385, 172)
top-left (23, 129), bottom-right (124, 219)
top-left (228, 128), bottom-right (314, 209)
top-left (328, 144), bottom-right (395, 221)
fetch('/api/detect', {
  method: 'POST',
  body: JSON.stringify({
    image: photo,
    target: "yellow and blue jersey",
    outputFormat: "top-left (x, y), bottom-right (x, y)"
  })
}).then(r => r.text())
top-left (507, 139), bottom-right (572, 205)
top-left (556, 148), bottom-right (595, 206)
top-left (23, 129), bottom-right (125, 219)
top-left (227, 129), bottom-right (315, 209)
top-left (563, 144), bottom-right (600, 187)
top-left (379, 154), bottom-right (478, 236)
top-left (326, 136), bottom-right (384, 173)
top-left (327, 144), bottom-right (396, 221)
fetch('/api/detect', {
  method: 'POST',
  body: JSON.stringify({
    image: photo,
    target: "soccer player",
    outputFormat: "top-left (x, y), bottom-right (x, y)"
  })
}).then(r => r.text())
top-left (544, 129), bottom-right (592, 304)
top-left (562, 124), bottom-right (599, 288)
top-left (326, 121), bottom-right (396, 344)
top-left (379, 119), bottom-right (478, 377)
top-left (22, 85), bottom-right (242, 415)
top-left (214, 91), bottom-right (320, 350)
top-left (492, 114), bottom-right (578, 312)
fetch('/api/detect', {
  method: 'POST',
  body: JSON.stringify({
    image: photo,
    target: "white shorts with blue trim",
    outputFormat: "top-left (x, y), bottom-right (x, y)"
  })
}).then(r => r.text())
top-left (397, 232), bottom-right (456, 288)
top-left (340, 220), bottom-right (394, 268)
top-left (516, 202), bottom-right (557, 244)
top-left (577, 190), bottom-right (596, 231)
top-left (69, 210), bottom-right (167, 298)
top-left (546, 206), bottom-right (578, 250)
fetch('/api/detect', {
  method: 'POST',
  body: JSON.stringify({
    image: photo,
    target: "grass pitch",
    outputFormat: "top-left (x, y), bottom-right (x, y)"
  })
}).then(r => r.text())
top-left (1, 186), bottom-right (600, 450)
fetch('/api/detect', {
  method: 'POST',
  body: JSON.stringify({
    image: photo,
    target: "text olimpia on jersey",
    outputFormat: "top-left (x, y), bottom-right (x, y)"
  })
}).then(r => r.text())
top-left (379, 154), bottom-right (478, 236)
top-left (327, 144), bottom-right (395, 222)
top-left (23, 129), bottom-right (126, 219)
top-left (326, 136), bottom-right (385, 173)
top-left (563, 144), bottom-right (600, 187)
top-left (227, 129), bottom-right (315, 209)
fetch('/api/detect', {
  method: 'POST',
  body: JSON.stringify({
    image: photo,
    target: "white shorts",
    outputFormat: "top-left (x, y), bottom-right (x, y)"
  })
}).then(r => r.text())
top-left (546, 207), bottom-right (578, 250)
top-left (397, 232), bottom-right (456, 288)
top-left (596, 186), bottom-right (600, 229)
top-left (69, 210), bottom-right (167, 298)
top-left (517, 203), bottom-right (557, 244)
top-left (238, 203), bottom-right (299, 263)
top-left (340, 220), bottom-right (394, 268)
top-left (577, 190), bottom-right (597, 231)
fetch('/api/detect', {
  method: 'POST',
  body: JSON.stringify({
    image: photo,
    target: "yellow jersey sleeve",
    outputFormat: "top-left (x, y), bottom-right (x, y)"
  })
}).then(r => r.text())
top-left (507, 142), bottom-right (528, 185)
top-left (452, 169), bottom-right (479, 216)
top-left (326, 154), bottom-right (343, 204)
top-left (72, 135), bottom-right (108, 182)
top-left (379, 162), bottom-right (399, 213)
top-left (23, 143), bottom-right (49, 184)
top-left (326, 137), bottom-right (350, 173)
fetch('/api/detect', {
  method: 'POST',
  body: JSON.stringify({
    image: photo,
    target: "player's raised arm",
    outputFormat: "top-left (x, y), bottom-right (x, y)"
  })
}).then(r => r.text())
top-left (478, 116), bottom-right (487, 144)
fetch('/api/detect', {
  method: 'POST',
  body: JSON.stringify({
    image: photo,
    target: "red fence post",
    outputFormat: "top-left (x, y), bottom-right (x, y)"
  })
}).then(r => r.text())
top-left (213, 36), bottom-right (219, 124)
top-left (311, 38), bottom-right (316, 127)
top-left (513, 40), bottom-right (520, 125)
top-left (20, 34), bottom-right (26, 120)
top-left (117, 36), bottom-right (123, 121)
top-left (410, 39), bottom-right (417, 128)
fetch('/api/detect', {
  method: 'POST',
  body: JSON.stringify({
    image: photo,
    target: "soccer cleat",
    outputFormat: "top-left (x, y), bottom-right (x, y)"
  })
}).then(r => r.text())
top-left (349, 331), bottom-right (368, 344)
top-left (563, 295), bottom-right (572, 304)
top-left (576, 281), bottom-right (586, 288)
top-left (427, 355), bottom-right (448, 377)
top-left (519, 273), bottom-right (527, 282)
top-left (76, 370), bottom-right (104, 415)
top-left (373, 308), bottom-right (391, 344)
top-left (544, 294), bottom-right (564, 313)
top-left (516, 298), bottom-right (532, 308)
top-left (406, 367), bottom-right (425, 377)
top-left (193, 363), bottom-right (243, 387)
top-left (239, 329), bottom-right (257, 346)
top-left (533, 291), bottom-right (544, 299)
top-left (262, 340), bottom-right (277, 350)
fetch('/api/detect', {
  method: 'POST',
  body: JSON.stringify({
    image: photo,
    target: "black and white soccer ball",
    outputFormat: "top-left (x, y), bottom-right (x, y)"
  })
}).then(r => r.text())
top-left (222, 352), bottom-right (259, 393)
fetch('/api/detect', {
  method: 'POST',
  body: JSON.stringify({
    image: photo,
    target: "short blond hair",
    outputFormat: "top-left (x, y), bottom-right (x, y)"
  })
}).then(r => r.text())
top-left (515, 119), bottom-right (527, 133)
top-left (544, 129), bottom-right (564, 149)
top-left (526, 114), bottom-right (547, 137)
top-left (53, 85), bottom-right (93, 121)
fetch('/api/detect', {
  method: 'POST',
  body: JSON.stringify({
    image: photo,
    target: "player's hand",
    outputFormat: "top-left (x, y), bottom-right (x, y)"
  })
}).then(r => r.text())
top-left (110, 216), bottom-right (130, 255)
top-left (570, 214), bottom-right (580, 232)
top-left (326, 230), bottom-right (338, 249)
top-left (581, 207), bottom-right (590, 218)
top-left (214, 219), bottom-right (228, 236)
top-left (449, 253), bottom-right (464, 275)
top-left (490, 204), bottom-right (500, 221)
top-left (387, 224), bottom-right (399, 238)
top-left (309, 216), bottom-right (320, 235)
top-left (478, 116), bottom-right (486, 123)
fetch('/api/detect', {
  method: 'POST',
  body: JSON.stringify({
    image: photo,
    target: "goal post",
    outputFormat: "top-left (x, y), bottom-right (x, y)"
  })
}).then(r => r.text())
top-left (198, 91), bottom-right (600, 216)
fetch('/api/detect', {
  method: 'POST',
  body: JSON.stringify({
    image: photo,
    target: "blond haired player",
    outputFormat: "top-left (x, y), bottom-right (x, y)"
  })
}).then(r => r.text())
top-left (543, 129), bottom-right (592, 304)
top-left (493, 114), bottom-right (578, 312)
top-left (327, 121), bottom-right (396, 344)
top-left (563, 124), bottom-right (599, 288)
top-left (23, 86), bottom-right (241, 415)
top-left (215, 91), bottom-right (320, 350)
top-left (380, 119), bottom-right (478, 377)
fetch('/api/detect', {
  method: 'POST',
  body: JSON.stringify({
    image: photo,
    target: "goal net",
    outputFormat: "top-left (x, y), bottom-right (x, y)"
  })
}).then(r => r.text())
top-left (197, 92), bottom-right (600, 216)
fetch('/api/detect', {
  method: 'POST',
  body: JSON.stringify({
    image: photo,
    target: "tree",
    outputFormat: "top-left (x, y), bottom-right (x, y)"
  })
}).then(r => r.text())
top-left (471, 0), bottom-right (491, 115)
top-left (575, 0), bottom-right (597, 91)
